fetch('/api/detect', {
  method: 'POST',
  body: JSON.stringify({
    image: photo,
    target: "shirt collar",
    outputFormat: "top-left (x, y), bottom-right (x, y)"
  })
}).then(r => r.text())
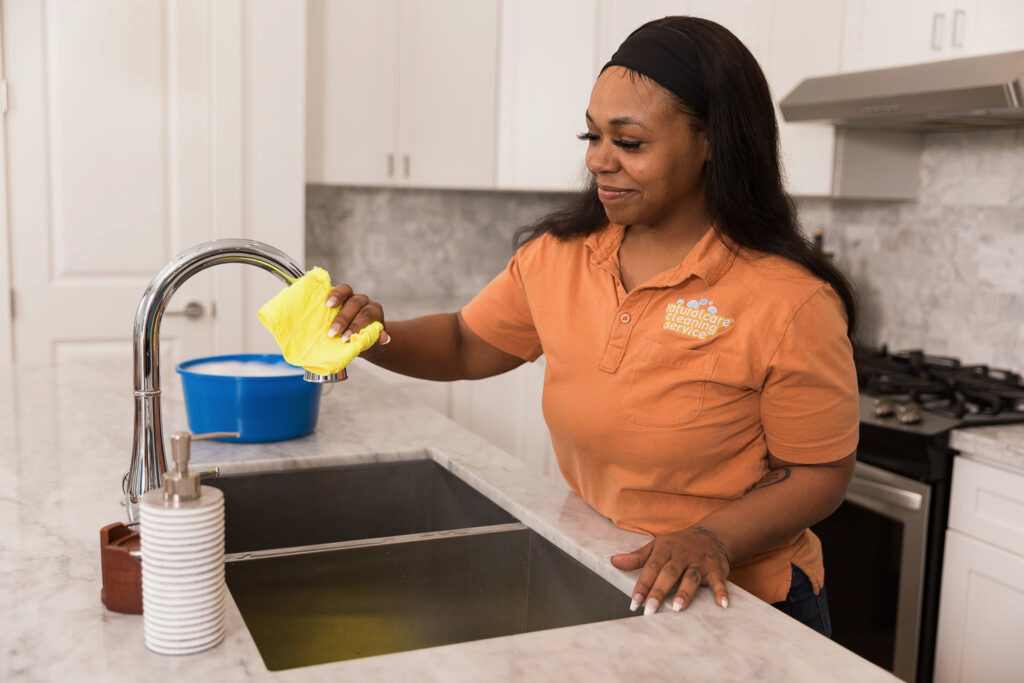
top-left (585, 222), bottom-right (738, 288)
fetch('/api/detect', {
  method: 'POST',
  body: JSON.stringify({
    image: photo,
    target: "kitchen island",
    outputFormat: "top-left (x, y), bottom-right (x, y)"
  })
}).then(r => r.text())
top-left (0, 360), bottom-right (895, 681)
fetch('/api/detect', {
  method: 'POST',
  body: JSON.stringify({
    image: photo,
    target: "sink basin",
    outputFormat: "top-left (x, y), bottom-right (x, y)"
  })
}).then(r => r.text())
top-left (209, 459), bottom-right (637, 671)
top-left (206, 458), bottom-right (517, 553)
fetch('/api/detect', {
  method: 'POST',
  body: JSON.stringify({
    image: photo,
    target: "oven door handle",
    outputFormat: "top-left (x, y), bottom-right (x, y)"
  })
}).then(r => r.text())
top-left (847, 477), bottom-right (923, 511)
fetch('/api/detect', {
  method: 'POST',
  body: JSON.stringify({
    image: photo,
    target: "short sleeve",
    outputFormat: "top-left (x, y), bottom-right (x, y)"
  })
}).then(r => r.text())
top-left (460, 249), bottom-right (542, 362)
top-left (761, 285), bottom-right (859, 464)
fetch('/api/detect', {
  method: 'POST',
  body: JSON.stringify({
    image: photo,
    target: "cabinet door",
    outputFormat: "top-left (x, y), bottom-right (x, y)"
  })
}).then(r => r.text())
top-left (306, 0), bottom-right (399, 186)
top-left (397, 0), bottom-right (498, 189)
top-left (451, 371), bottom-right (523, 460)
top-left (934, 530), bottom-right (1024, 683)
top-left (687, 0), bottom-right (774, 64)
top-left (517, 360), bottom-right (556, 476)
top-left (497, 0), bottom-right (598, 192)
top-left (842, 0), bottom-right (942, 72)
top-left (768, 0), bottom-right (844, 197)
top-left (962, 0), bottom-right (1024, 56)
top-left (596, 0), bottom-right (690, 68)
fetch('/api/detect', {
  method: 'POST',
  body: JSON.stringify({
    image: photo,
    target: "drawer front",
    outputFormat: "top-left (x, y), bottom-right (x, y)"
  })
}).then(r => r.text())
top-left (949, 456), bottom-right (1024, 558)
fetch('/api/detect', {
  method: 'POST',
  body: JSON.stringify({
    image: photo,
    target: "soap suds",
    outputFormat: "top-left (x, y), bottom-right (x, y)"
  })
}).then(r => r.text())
top-left (185, 360), bottom-right (304, 377)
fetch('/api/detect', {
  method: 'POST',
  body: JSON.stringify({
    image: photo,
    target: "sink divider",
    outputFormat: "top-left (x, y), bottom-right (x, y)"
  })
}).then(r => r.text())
top-left (224, 522), bottom-right (527, 564)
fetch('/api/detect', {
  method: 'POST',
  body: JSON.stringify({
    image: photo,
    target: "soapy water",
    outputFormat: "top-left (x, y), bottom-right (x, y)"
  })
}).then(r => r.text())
top-left (186, 360), bottom-right (305, 377)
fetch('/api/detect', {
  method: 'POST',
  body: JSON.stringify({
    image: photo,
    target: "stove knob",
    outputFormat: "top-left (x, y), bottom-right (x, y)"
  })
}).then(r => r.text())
top-left (896, 403), bottom-right (923, 425)
top-left (874, 398), bottom-right (896, 417)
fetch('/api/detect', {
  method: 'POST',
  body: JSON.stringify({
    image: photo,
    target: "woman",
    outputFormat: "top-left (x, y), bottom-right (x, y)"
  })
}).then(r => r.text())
top-left (323, 17), bottom-right (858, 637)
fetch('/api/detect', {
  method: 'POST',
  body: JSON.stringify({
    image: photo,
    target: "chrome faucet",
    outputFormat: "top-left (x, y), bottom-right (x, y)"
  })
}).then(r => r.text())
top-left (124, 239), bottom-right (343, 522)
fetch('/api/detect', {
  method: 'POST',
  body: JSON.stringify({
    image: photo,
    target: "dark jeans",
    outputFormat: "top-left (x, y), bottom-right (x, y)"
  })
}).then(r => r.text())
top-left (772, 564), bottom-right (833, 638)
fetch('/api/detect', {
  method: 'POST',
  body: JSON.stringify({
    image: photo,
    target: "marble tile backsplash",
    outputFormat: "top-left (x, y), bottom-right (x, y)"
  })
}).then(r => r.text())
top-left (798, 128), bottom-right (1024, 372)
top-left (305, 185), bottom-right (571, 303)
top-left (307, 128), bottom-right (1024, 370)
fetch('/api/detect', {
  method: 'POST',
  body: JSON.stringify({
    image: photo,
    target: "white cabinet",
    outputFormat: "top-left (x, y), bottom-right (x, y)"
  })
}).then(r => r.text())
top-left (934, 456), bottom-right (1024, 682)
top-left (306, 1), bottom-right (399, 186)
top-left (306, 0), bottom-right (498, 189)
top-left (842, 0), bottom-right (1023, 73)
top-left (349, 358), bottom-right (452, 418)
top-left (963, 0), bottom-right (1024, 56)
top-left (596, 1), bottom-right (773, 74)
top-left (768, 0), bottom-right (845, 197)
top-left (496, 0), bottom-right (598, 192)
top-left (934, 530), bottom-right (1024, 683)
top-left (451, 360), bottom-right (556, 476)
top-left (842, 0), bottom-right (940, 72)
top-left (595, 1), bottom-right (689, 67)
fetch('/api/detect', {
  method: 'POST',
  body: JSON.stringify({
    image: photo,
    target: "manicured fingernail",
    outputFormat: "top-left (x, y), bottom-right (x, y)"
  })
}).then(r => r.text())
top-left (629, 593), bottom-right (643, 612)
top-left (325, 297), bottom-right (339, 308)
top-left (643, 598), bottom-right (659, 616)
top-left (719, 597), bottom-right (729, 609)
top-left (340, 331), bottom-right (352, 343)
top-left (327, 324), bottom-right (340, 338)
top-left (672, 598), bottom-right (684, 612)
top-left (380, 330), bottom-right (391, 345)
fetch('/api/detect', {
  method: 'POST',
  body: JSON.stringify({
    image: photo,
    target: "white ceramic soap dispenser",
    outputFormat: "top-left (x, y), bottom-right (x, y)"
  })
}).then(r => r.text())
top-left (139, 430), bottom-right (234, 655)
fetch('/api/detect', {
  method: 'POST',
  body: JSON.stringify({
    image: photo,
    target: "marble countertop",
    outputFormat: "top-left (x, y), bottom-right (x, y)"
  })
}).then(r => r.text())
top-left (1, 360), bottom-right (895, 682)
top-left (951, 423), bottom-right (1024, 473)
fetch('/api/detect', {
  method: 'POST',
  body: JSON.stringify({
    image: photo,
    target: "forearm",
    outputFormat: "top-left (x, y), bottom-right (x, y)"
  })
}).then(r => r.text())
top-left (361, 313), bottom-right (467, 381)
top-left (697, 454), bottom-right (854, 565)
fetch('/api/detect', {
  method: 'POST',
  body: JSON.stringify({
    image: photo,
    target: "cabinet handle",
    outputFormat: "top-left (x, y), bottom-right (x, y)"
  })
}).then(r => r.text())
top-left (403, 154), bottom-right (410, 179)
top-left (931, 12), bottom-right (946, 51)
top-left (952, 9), bottom-right (966, 48)
top-left (387, 153), bottom-right (395, 178)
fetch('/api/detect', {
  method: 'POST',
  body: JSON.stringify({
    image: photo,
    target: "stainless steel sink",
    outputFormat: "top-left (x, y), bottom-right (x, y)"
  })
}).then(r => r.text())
top-left (206, 459), bottom-right (517, 553)
top-left (208, 460), bottom-right (637, 671)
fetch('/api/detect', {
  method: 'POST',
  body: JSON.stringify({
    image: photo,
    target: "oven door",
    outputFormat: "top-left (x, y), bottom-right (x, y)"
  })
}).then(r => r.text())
top-left (812, 461), bottom-right (931, 682)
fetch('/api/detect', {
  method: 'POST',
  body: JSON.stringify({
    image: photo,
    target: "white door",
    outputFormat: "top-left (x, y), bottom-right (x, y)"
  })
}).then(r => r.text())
top-left (5, 1), bottom-right (223, 375)
top-left (0, 3), bottom-right (12, 365)
top-left (4, 0), bottom-right (305, 377)
top-left (397, 0), bottom-right (498, 189)
top-left (934, 529), bottom-right (1024, 683)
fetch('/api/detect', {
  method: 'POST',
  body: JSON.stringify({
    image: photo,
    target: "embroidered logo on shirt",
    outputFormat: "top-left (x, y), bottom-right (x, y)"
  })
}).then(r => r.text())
top-left (663, 298), bottom-right (733, 340)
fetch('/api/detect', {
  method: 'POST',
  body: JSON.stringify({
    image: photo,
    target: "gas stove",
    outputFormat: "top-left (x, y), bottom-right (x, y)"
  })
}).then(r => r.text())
top-left (825, 344), bottom-right (1024, 682)
top-left (854, 344), bottom-right (1024, 429)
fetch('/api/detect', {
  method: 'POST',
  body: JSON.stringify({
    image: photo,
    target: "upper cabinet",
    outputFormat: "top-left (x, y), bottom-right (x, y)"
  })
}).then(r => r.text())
top-left (960, 0), bottom-right (1024, 57)
top-left (768, 0), bottom-right (845, 197)
top-left (842, 0), bottom-right (1024, 72)
top-left (307, 0), bottom-right (399, 186)
top-left (315, 0), bottom-right (1020, 198)
top-left (496, 0), bottom-right (597, 192)
top-left (306, 0), bottom-right (498, 189)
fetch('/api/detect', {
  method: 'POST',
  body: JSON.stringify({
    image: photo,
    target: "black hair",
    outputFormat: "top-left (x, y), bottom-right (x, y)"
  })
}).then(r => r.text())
top-left (514, 16), bottom-right (857, 337)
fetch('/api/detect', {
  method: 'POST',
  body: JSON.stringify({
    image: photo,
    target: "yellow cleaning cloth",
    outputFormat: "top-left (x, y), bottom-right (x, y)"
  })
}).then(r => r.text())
top-left (257, 267), bottom-right (383, 376)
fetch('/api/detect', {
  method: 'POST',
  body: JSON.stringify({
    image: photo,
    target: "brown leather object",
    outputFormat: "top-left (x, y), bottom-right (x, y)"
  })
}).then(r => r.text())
top-left (100, 522), bottom-right (142, 614)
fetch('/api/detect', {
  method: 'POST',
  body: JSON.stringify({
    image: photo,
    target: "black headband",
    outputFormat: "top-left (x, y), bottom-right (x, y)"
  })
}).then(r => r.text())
top-left (601, 20), bottom-right (707, 121)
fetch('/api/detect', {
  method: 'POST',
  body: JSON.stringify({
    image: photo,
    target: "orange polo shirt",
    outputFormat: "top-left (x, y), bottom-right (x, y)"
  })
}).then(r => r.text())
top-left (460, 223), bottom-right (859, 604)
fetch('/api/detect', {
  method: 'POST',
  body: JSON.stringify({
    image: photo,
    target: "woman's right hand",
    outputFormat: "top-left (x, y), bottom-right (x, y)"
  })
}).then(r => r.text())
top-left (324, 283), bottom-right (391, 345)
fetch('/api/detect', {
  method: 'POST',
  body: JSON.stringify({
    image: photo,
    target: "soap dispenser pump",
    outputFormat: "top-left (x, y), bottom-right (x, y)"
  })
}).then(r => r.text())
top-left (162, 431), bottom-right (234, 504)
top-left (139, 429), bottom-right (236, 655)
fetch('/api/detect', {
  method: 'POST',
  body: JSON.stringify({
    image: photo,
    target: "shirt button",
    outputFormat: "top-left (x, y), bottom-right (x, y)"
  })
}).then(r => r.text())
top-left (619, 312), bottom-right (632, 324)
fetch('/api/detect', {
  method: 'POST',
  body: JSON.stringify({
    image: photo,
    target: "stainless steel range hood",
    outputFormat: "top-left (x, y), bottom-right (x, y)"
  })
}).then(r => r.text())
top-left (781, 50), bottom-right (1024, 131)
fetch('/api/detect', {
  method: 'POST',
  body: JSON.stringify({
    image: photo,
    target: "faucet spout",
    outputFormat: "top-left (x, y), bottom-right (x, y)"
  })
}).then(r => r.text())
top-left (124, 239), bottom-right (324, 522)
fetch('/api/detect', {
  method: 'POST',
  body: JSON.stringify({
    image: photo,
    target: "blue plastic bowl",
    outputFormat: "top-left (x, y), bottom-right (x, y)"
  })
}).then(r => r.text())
top-left (176, 354), bottom-right (322, 443)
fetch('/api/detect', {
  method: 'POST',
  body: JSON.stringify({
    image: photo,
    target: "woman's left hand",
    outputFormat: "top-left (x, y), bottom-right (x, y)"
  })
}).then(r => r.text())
top-left (610, 525), bottom-right (732, 615)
